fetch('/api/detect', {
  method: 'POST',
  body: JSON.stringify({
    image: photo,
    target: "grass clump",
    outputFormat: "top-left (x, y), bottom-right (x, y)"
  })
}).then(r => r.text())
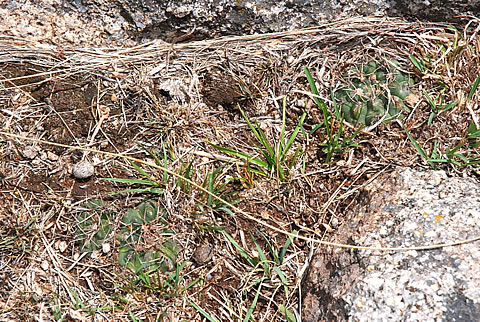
top-left (104, 143), bottom-right (169, 194)
top-left (220, 230), bottom-right (298, 321)
top-left (194, 163), bottom-right (241, 216)
top-left (209, 97), bottom-right (306, 182)
top-left (305, 67), bottom-right (362, 163)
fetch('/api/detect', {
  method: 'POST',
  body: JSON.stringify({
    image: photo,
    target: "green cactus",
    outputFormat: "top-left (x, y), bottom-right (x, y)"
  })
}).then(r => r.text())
top-left (116, 200), bottom-right (178, 273)
top-left (336, 60), bottom-right (414, 125)
top-left (76, 199), bottom-right (178, 273)
top-left (76, 199), bottom-right (114, 252)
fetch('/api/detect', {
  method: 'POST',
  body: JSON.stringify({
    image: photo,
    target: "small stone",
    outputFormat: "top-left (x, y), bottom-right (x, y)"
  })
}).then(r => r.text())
top-left (41, 260), bottom-right (49, 271)
top-left (22, 146), bottom-right (38, 159)
top-left (72, 160), bottom-right (94, 179)
top-left (55, 240), bottom-right (68, 253)
top-left (193, 244), bottom-right (214, 265)
top-left (47, 151), bottom-right (59, 161)
top-left (102, 243), bottom-right (111, 254)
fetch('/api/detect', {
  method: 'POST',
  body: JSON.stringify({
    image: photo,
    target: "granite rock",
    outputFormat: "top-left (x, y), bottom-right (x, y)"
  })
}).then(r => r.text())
top-left (302, 168), bottom-right (480, 321)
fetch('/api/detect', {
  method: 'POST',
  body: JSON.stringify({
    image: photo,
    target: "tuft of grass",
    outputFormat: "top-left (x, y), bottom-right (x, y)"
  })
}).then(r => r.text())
top-left (104, 143), bottom-right (169, 194)
top-left (304, 67), bottom-right (362, 163)
top-left (223, 230), bottom-right (296, 293)
top-left (209, 97), bottom-right (306, 181)
top-left (219, 230), bottom-right (297, 321)
top-left (196, 164), bottom-right (241, 216)
top-left (403, 124), bottom-right (480, 168)
top-left (423, 89), bottom-right (458, 125)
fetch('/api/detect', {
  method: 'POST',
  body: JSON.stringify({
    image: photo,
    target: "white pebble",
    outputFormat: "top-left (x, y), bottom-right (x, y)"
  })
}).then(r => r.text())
top-left (72, 160), bottom-right (94, 179)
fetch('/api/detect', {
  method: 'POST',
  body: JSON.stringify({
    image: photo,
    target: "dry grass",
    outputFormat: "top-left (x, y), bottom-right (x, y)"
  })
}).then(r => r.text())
top-left (1, 16), bottom-right (480, 321)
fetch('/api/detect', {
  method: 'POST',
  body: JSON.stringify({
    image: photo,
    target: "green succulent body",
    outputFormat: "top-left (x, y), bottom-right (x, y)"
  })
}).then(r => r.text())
top-left (76, 200), bottom-right (114, 252)
top-left (116, 200), bottom-right (177, 273)
top-left (336, 60), bottom-right (414, 125)
top-left (76, 199), bottom-right (178, 273)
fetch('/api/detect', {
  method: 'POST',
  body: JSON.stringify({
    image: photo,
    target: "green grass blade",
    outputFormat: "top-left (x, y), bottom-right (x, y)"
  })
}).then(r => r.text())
top-left (243, 282), bottom-right (262, 322)
top-left (207, 141), bottom-right (270, 169)
top-left (304, 67), bottom-right (330, 133)
top-left (188, 299), bottom-right (218, 322)
top-left (468, 75), bottom-right (480, 101)
top-left (162, 141), bottom-right (169, 184)
top-left (251, 234), bottom-right (270, 277)
top-left (403, 125), bottom-right (432, 167)
top-left (330, 88), bottom-right (340, 118)
top-left (240, 109), bottom-right (263, 144)
top-left (253, 120), bottom-right (275, 160)
top-left (273, 266), bottom-right (289, 296)
top-left (109, 188), bottom-right (164, 194)
top-left (409, 55), bottom-right (424, 73)
top-left (441, 100), bottom-right (458, 112)
top-left (223, 232), bottom-right (256, 267)
top-left (279, 305), bottom-right (297, 322)
top-left (129, 160), bottom-right (152, 180)
top-left (129, 311), bottom-right (139, 322)
top-left (424, 91), bottom-right (437, 111)
top-left (304, 67), bottom-right (323, 108)
top-left (453, 154), bottom-right (470, 164)
top-left (258, 231), bottom-right (279, 265)
top-left (447, 141), bottom-right (466, 155)
top-left (279, 230), bottom-right (297, 264)
top-left (103, 178), bottom-right (159, 186)
top-left (283, 112), bottom-right (306, 160)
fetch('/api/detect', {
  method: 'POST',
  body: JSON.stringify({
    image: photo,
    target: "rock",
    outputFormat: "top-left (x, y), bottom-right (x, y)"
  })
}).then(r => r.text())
top-left (3, 0), bottom-right (479, 48)
top-left (22, 145), bottom-right (38, 159)
top-left (302, 167), bottom-right (480, 321)
top-left (192, 243), bottom-right (214, 265)
top-left (119, 0), bottom-right (393, 42)
top-left (72, 160), bottom-right (95, 179)
top-left (390, 0), bottom-right (480, 23)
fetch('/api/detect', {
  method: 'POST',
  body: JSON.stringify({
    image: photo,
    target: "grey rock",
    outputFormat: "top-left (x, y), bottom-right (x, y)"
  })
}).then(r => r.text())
top-left (302, 168), bottom-right (480, 321)
top-left (72, 160), bottom-right (94, 179)
top-left (119, 0), bottom-right (394, 42)
top-left (4, 0), bottom-right (479, 47)
top-left (117, 0), bottom-right (480, 43)
top-left (390, 0), bottom-right (480, 23)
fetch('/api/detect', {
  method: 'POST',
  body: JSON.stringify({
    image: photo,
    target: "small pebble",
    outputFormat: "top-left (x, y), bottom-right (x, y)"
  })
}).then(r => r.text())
top-left (47, 151), bottom-right (59, 161)
top-left (72, 160), bottom-right (94, 179)
top-left (55, 240), bottom-right (68, 253)
top-left (102, 243), bottom-right (111, 254)
top-left (41, 260), bottom-right (49, 271)
top-left (22, 146), bottom-right (38, 159)
top-left (193, 244), bottom-right (214, 265)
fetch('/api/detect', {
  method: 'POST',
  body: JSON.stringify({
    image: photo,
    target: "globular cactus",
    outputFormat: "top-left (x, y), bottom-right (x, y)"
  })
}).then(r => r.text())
top-left (76, 199), bottom-right (177, 273)
top-left (76, 200), bottom-right (114, 252)
top-left (116, 200), bottom-right (178, 272)
top-left (335, 60), bottom-right (414, 125)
